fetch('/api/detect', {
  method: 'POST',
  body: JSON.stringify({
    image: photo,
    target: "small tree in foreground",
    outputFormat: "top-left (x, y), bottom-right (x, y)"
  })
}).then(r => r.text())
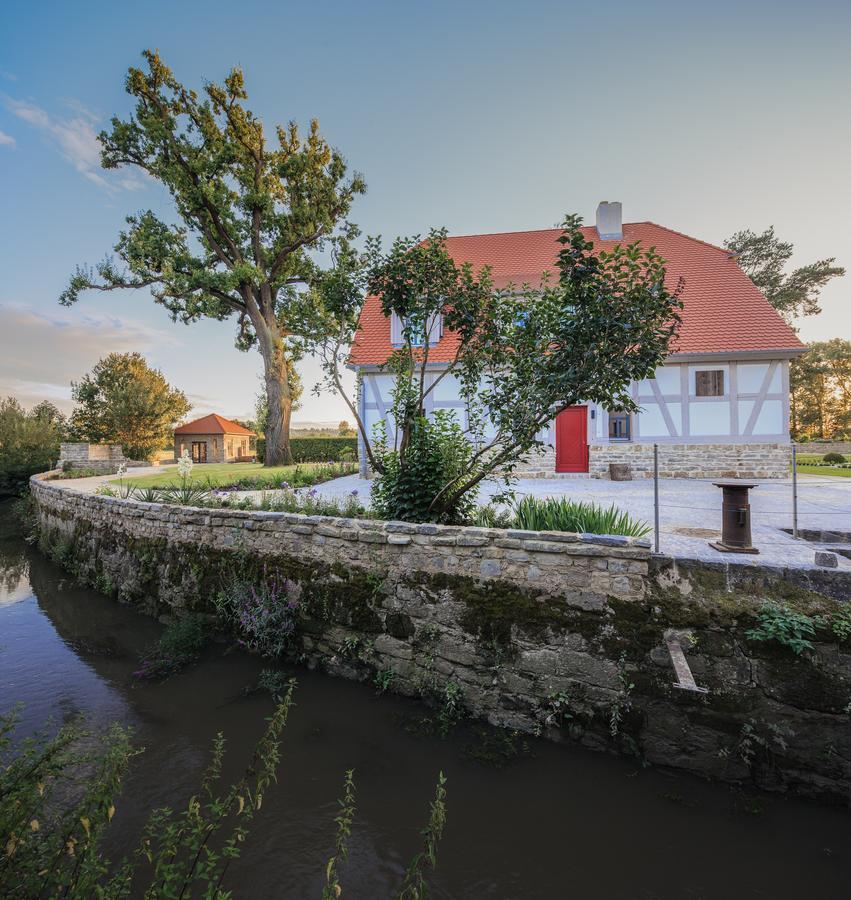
top-left (69, 352), bottom-right (190, 460)
top-left (59, 50), bottom-right (365, 466)
top-left (309, 216), bottom-right (683, 522)
top-left (0, 690), bottom-right (447, 898)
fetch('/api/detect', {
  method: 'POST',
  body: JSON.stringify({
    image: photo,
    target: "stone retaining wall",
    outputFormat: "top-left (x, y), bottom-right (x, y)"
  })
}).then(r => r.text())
top-left (58, 443), bottom-right (148, 473)
top-left (588, 442), bottom-right (791, 480)
top-left (796, 441), bottom-right (851, 457)
top-left (30, 476), bottom-right (851, 804)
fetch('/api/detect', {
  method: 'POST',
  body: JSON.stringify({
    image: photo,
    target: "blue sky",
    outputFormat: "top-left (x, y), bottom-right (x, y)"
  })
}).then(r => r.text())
top-left (1, 0), bottom-right (848, 423)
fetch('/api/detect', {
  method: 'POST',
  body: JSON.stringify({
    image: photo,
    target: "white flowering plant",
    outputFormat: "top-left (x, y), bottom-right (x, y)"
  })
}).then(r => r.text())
top-left (177, 449), bottom-right (193, 481)
top-left (114, 462), bottom-right (133, 498)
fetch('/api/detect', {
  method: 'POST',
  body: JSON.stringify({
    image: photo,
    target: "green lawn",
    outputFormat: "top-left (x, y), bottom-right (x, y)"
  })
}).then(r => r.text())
top-left (796, 464), bottom-right (851, 479)
top-left (121, 461), bottom-right (345, 489)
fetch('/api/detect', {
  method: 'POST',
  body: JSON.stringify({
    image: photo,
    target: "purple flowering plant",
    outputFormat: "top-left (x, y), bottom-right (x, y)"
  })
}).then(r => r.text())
top-left (215, 569), bottom-right (301, 658)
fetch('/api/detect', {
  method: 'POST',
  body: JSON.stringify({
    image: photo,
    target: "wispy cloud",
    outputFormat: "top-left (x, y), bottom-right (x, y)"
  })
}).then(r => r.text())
top-left (0, 304), bottom-right (181, 411)
top-left (0, 130), bottom-right (14, 147)
top-left (4, 96), bottom-right (143, 192)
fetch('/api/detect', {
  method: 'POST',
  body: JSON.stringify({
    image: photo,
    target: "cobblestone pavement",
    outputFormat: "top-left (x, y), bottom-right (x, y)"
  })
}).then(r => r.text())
top-left (62, 467), bottom-right (851, 572)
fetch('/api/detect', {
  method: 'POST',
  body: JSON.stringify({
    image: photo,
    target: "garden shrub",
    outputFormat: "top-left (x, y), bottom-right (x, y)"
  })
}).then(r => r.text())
top-left (371, 412), bottom-right (481, 524)
top-left (290, 436), bottom-right (358, 462)
top-left (257, 436), bottom-right (357, 464)
top-left (823, 452), bottom-right (847, 464)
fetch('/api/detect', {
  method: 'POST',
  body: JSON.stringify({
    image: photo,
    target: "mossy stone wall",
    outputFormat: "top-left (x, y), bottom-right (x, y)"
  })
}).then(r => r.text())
top-left (31, 476), bottom-right (851, 804)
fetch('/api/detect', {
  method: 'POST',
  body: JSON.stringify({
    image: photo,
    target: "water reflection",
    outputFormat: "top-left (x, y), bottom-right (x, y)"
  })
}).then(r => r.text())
top-left (1, 502), bottom-right (849, 898)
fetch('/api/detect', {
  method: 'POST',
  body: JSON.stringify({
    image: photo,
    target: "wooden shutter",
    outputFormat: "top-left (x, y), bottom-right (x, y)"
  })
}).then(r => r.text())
top-left (696, 370), bottom-right (724, 397)
top-left (389, 312), bottom-right (403, 345)
top-left (427, 313), bottom-right (443, 346)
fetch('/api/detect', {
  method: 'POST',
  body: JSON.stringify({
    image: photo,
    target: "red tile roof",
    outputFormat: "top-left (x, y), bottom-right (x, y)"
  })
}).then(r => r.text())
top-left (174, 413), bottom-right (255, 436)
top-left (348, 222), bottom-right (805, 366)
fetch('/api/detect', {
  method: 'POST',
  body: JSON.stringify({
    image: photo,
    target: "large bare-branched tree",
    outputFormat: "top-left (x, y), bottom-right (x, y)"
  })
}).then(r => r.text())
top-left (60, 50), bottom-right (365, 465)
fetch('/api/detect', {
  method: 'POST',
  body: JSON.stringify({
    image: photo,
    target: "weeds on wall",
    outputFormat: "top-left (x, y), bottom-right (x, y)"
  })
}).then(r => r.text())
top-left (719, 718), bottom-right (795, 781)
top-left (373, 669), bottom-right (394, 693)
top-left (609, 655), bottom-right (635, 740)
top-left (461, 727), bottom-right (533, 768)
top-left (745, 602), bottom-right (851, 655)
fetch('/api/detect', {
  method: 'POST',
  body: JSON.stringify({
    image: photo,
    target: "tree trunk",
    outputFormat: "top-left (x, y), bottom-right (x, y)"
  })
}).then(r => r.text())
top-left (259, 322), bottom-right (294, 467)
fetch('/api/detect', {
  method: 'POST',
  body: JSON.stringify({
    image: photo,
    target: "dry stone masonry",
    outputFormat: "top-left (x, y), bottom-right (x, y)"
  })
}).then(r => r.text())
top-left (58, 443), bottom-right (148, 474)
top-left (31, 475), bottom-right (851, 804)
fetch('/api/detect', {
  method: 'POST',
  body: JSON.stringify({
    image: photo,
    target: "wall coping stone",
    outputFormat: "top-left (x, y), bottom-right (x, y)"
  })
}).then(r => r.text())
top-left (30, 473), bottom-right (652, 554)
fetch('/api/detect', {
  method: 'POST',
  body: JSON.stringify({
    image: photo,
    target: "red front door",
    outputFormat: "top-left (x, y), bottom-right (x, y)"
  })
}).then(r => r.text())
top-left (555, 406), bottom-right (588, 473)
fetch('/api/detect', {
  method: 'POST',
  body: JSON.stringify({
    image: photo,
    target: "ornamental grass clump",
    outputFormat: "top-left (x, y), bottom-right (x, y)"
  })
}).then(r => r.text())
top-left (512, 495), bottom-right (651, 538)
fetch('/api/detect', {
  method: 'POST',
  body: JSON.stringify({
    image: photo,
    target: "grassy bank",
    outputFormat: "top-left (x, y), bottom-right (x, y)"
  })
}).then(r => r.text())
top-left (796, 464), bottom-right (851, 479)
top-left (120, 461), bottom-right (354, 489)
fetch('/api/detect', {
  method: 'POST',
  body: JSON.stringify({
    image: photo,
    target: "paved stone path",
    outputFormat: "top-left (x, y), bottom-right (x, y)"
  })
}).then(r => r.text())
top-left (59, 466), bottom-right (851, 572)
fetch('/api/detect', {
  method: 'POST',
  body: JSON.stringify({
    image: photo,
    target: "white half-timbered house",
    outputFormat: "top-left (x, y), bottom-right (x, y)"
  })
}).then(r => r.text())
top-left (349, 203), bottom-right (805, 479)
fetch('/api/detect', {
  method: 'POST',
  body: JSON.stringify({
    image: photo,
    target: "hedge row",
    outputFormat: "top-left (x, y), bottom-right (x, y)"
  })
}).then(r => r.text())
top-left (257, 436), bottom-right (358, 463)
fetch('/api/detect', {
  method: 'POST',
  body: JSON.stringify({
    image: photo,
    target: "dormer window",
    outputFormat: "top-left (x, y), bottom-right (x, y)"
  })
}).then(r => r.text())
top-left (390, 312), bottom-right (443, 347)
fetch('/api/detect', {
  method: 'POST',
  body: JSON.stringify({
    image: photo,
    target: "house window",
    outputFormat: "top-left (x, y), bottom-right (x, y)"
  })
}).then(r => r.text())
top-left (608, 412), bottom-right (631, 441)
top-left (404, 316), bottom-right (425, 346)
top-left (695, 370), bottom-right (725, 397)
top-left (390, 312), bottom-right (442, 347)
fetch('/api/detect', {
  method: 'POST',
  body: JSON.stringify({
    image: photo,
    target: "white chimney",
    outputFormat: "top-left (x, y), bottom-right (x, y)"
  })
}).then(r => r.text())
top-left (596, 201), bottom-right (623, 240)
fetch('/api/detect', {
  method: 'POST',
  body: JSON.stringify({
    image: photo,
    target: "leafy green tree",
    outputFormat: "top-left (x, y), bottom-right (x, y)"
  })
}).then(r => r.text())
top-left (59, 50), bottom-right (365, 466)
top-left (725, 226), bottom-right (845, 323)
top-left (69, 352), bottom-right (190, 460)
top-left (791, 339), bottom-right (851, 439)
top-left (0, 397), bottom-right (66, 495)
top-left (310, 216), bottom-right (683, 522)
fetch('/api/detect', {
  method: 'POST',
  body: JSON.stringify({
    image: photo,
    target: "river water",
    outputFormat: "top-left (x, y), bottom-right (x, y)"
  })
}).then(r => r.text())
top-left (1, 502), bottom-right (849, 898)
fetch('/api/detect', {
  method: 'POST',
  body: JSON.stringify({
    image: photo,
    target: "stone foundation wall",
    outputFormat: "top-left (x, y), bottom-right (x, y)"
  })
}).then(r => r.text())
top-left (588, 443), bottom-right (791, 480)
top-left (30, 476), bottom-right (851, 803)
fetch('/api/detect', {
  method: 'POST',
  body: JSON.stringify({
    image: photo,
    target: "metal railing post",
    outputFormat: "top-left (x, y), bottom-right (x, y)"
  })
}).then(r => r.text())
top-left (791, 443), bottom-right (798, 540)
top-left (653, 443), bottom-right (660, 554)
